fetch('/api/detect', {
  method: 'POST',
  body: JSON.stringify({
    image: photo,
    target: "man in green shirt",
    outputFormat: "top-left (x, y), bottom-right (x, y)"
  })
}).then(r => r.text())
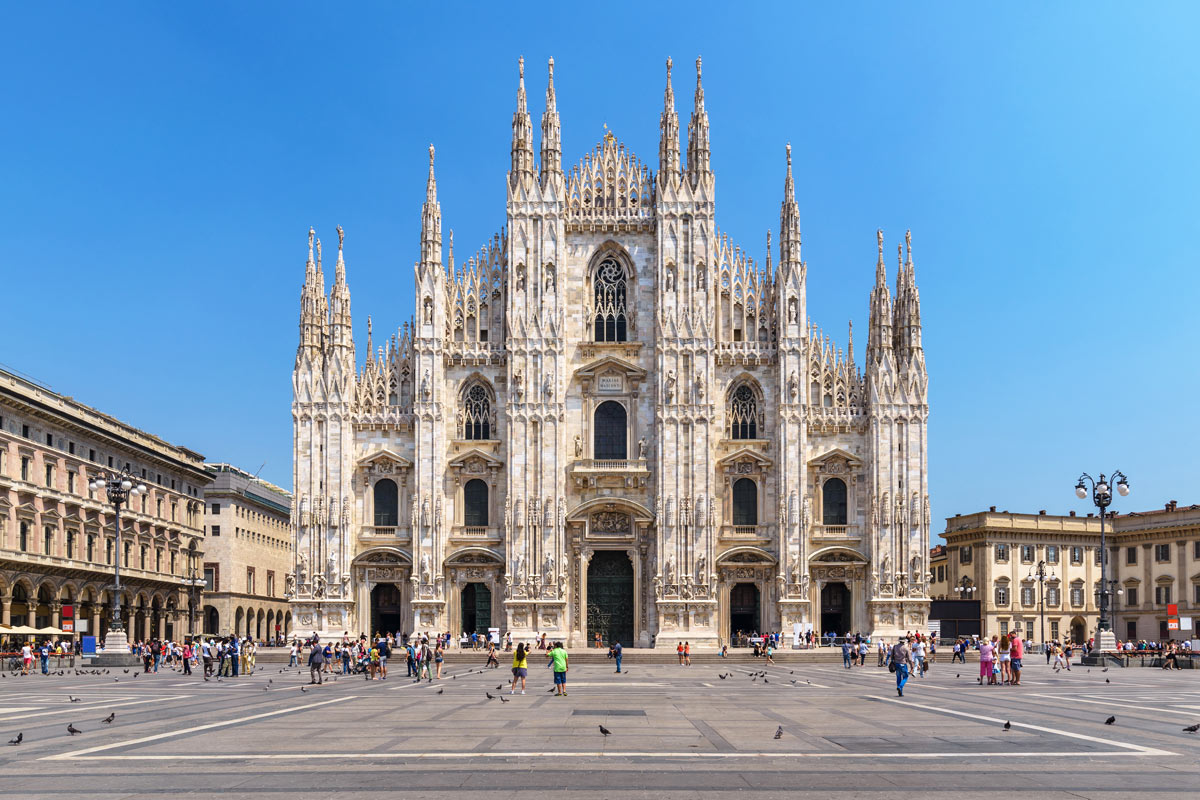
top-left (549, 642), bottom-right (569, 696)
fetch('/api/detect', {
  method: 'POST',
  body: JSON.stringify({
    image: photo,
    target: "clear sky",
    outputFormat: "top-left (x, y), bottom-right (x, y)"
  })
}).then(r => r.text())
top-left (3, 3), bottom-right (1197, 537)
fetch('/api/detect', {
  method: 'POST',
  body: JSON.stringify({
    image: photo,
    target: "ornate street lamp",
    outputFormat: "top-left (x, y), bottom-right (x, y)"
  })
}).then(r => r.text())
top-left (89, 467), bottom-right (146, 662)
top-left (956, 577), bottom-right (975, 599)
top-left (1026, 560), bottom-right (1056, 646)
top-left (1075, 471), bottom-right (1129, 647)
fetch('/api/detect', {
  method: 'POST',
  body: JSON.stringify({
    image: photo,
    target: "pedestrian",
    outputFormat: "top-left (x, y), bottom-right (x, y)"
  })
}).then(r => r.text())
top-left (684, 641), bottom-right (691, 667)
top-left (421, 640), bottom-right (434, 682)
top-left (979, 636), bottom-right (994, 685)
top-left (1010, 632), bottom-right (1024, 686)
top-left (888, 637), bottom-right (915, 697)
top-left (677, 641), bottom-right (684, 666)
top-left (841, 638), bottom-right (852, 669)
top-left (998, 633), bottom-right (1012, 684)
top-left (486, 641), bottom-right (499, 669)
top-left (510, 642), bottom-right (528, 694)
top-left (406, 641), bottom-right (417, 678)
top-left (308, 639), bottom-right (325, 684)
top-left (202, 639), bottom-right (214, 677)
top-left (288, 640), bottom-right (298, 667)
top-left (182, 641), bottom-right (192, 676)
top-left (341, 644), bottom-right (352, 675)
top-left (377, 637), bottom-right (389, 680)
top-left (435, 641), bottom-right (444, 678)
top-left (549, 641), bottom-right (569, 696)
top-left (765, 640), bottom-right (775, 666)
top-left (21, 641), bottom-right (32, 675)
top-left (721, 643), bottom-right (728, 658)
top-left (612, 640), bottom-right (623, 673)
top-left (912, 635), bottom-right (927, 677)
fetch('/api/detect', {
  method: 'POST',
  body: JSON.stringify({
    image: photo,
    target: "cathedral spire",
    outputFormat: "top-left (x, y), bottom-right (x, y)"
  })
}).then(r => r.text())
top-left (847, 319), bottom-right (855, 367)
top-left (893, 230), bottom-right (922, 357)
top-left (686, 56), bottom-right (711, 186)
top-left (779, 143), bottom-right (801, 266)
top-left (420, 144), bottom-right (443, 269)
top-left (659, 56), bottom-right (681, 182)
top-left (765, 229), bottom-right (773, 275)
top-left (298, 227), bottom-right (325, 352)
top-left (366, 315), bottom-right (374, 365)
top-left (866, 229), bottom-right (893, 364)
top-left (540, 57), bottom-right (563, 189)
top-left (510, 56), bottom-right (535, 189)
top-left (329, 226), bottom-right (352, 351)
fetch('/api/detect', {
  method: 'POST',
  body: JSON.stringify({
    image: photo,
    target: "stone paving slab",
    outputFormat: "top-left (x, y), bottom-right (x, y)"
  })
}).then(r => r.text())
top-left (0, 658), bottom-right (1197, 796)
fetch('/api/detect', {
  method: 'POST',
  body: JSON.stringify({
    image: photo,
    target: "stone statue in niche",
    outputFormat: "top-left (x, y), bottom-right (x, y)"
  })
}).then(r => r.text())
top-left (514, 369), bottom-right (524, 399)
top-left (542, 375), bottom-right (553, 400)
top-left (421, 370), bottom-right (431, 399)
top-left (514, 553), bottom-right (526, 584)
top-left (574, 434), bottom-right (582, 457)
top-left (665, 370), bottom-right (676, 402)
top-left (313, 573), bottom-right (327, 598)
top-left (423, 298), bottom-right (432, 324)
top-left (664, 556), bottom-right (676, 584)
top-left (695, 373), bottom-right (704, 401)
top-left (297, 554), bottom-right (308, 585)
top-left (665, 267), bottom-right (674, 292)
top-left (789, 371), bottom-right (799, 399)
top-left (638, 436), bottom-right (647, 458)
top-left (788, 298), bottom-right (797, 324)
top-left (284, 572), bottom-right (296, 597)
top-left (543, 552), bottom-right (554, 580)
top-left (695, 554), bottom-right (707, 584)
top-left (420, 552), bottom-right (431, 584)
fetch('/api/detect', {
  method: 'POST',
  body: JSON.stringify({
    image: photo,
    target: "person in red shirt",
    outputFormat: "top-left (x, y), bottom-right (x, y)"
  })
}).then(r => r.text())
top-left (1009, 633), bottom-right (1024, 686)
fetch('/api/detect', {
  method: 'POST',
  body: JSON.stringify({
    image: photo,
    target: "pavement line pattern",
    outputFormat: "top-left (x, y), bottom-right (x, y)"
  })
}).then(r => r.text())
top-left (870, 695), bottom-right (1174, 756)
top-left (40, 695), bottom-right (357, 761)
top-left (47, 750), bottom-right (1167, 761)
top-left (0, 696), bottom-right (192, 723)
top-left (1030, 692), bottom-right (1200, 718)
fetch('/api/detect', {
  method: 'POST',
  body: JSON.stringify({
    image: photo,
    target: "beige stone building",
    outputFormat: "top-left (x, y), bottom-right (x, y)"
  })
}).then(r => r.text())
top-left (200, 463), bottom-right (293, 641)
top-left (927, 544), bottom-right (948, 598)
top-left (941, 508), bottom-right (1103, 643)
top-left (1110, 501), bottom-right (1200, 642)
top-left (290, 57), bottom-right (932, 647)
top-left (0, 368), bottom-right (209, 642)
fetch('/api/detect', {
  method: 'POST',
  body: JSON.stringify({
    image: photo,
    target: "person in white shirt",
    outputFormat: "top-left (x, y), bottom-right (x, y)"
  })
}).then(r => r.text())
top-left (911, 637), bottom-right (927, 677)
top-left (21, 643), bottom-right (33, 675)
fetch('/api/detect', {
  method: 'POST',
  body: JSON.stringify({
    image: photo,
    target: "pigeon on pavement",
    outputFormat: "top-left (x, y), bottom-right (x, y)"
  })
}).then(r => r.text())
top-left (1002, 721), bottom-right (1011, 731)
top-left (599, 725), bottom-right (612, 737)
top-left (1104, 716), bottom-right (1116, 725)
top-left (1182, 723), bottom-right (1199, 733)
top-left (102, 713), bottom-right (115, 724)
top-left (67, 724), bottom-right (82, 735)
top-left (7, 733), bottom-right (22, 745)
top-left (774, 726), bottom-right (783, 740)
top-left (486, 692), bottom-right (495, 700)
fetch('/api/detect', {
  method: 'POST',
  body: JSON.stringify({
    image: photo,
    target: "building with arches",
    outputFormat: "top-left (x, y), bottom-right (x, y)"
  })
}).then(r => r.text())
top-left (289, 57), bottom-right (930, 646)
top-left (0, 367), bottom-right (209, 643)
top-left (199, 463), bottom-right (293, 642)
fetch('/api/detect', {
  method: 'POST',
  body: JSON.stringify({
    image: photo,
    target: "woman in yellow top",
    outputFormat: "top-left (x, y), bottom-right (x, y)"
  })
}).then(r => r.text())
top-left (509, 642), bottom-right (529, 695)
top-left (368, 645), bottom-right (381, 680)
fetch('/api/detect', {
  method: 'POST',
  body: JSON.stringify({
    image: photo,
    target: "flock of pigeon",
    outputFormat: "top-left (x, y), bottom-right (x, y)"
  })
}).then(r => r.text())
top-left (5, 663), bottom-right (1199, 750)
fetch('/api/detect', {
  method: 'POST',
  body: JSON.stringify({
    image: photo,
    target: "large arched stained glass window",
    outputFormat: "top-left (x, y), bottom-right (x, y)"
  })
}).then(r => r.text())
top-left (593, 257), bottom-right (628, 342)
top-left (732, 478), bottom-right (758, 526)
top-left (593, 401), bottom-right (628, 460)
top-left (822, 478), bottom-right (847, 526)
top-left (728, 384), bottom-right (758, 439)
top-left (462, 384), bottom-right (491, 440)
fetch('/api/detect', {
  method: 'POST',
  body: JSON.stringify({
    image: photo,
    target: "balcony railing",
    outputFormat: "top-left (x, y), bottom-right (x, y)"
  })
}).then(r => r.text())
top-left (360, 525), bottom-right (410, 540)
top-left (572, 459), bottom-right (649, 472)
top-left (812, 524), bottom-right (860, 540)
top-left (451, 525), bottom-right (500, 540)
top-left (719, 524), bottom-right (770, 540)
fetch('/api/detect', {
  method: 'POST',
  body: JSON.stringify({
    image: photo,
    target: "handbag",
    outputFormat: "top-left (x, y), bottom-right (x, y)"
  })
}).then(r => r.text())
top-left (888, 660), bottom-right (896, 673)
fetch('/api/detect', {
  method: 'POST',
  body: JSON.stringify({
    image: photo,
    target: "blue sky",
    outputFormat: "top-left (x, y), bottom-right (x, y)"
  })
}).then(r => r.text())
top-left (2, 3), bottom-right (1197, 536)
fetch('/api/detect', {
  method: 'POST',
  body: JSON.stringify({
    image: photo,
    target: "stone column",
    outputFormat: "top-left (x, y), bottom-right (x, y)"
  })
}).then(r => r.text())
top-left (142, 610), bottom-right (151, 642)
top-left (91, 607), bottom-right (101, 640)
top-left (50, 602), bottom-right (61, 629)
top-left (1, 595), bottom-right (11, 626)
top-left (627, 547), bottom-right (641, 645)
top-left (27, 604), bottom-right (36, 627)
top-left (157, 612), bottom-right (166, 640)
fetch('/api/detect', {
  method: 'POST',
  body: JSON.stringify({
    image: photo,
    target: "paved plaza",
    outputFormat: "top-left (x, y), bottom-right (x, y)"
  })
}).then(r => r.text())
top-left (0, 655), bottom-right (1198, 797)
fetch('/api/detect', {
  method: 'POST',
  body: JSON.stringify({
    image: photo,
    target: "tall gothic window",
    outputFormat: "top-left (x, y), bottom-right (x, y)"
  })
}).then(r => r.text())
top-left (462, 383), bottom-right (491, 440)
top-left (373, 479), bottom-right (398, 527)
top-left (593, 401), bottom-right (628, 460)
top-left (732, 478), bottom-right (758, 526)
top-left (592, 257), bottom-right (628, 342)
top-left (728, 383), bottom-right (759, 439)
top-left (822, 478), bottom-right (847, 526)
top-left (464, 479), bottom-right (488, 527)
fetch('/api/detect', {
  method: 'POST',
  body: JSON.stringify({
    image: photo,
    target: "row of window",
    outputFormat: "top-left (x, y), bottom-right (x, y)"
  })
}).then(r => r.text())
top-left (11, 520), bottom-right (186, 573)
top-left (962, 541), bottom-right (1200, 565)
top-left (370, 475), bottom-right (849, 529)
top-left (994, 583), bottom-right (1200, 607)
top-left (207, 501), bottom-right (287, 530)
top-left (0, 415), bottom-right (198, 497)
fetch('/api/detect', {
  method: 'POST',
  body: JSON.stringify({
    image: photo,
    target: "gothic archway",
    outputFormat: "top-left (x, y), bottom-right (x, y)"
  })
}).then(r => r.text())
top-left (587, 551), bottom-right (634, 647)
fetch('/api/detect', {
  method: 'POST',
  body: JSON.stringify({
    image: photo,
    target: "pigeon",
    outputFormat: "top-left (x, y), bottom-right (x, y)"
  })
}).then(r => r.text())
top-left (599, 725), bottom-right (612, 737)
top-left (763, 678), bottom-right (769, 684)
top-left (102, 714), bottom-right (115, 724)
top-left (774, 726), bottom-right (783, 740)
top-left (113, 679), bottom-right (119, 683)
top-left (132, 672), bottom-right (139, 678)
top-left (8, 733), bottom-right (22, 745)
top-left (790, 671), bottom-right (794, 674)
top-left (437, 688), bottom-right (444, 695)
top-left (67, 724), bottom-right (82, 735)
top-left (486, 692), bottom-right (495, 700)
top-left (1104, 716), bottom-right (1116, 725)
top-left (1182, 723), bottom-right (1199, 733)
top-left (123, 669), bottom-right (129, 674)
top-left (300, 687), bottom-right (307, 693)
top-left (68, 696), bottom-right (80, 703)
top-left (496, 685), bottom-right (503, 691)
top-left (263, 687), bottom-right (270, 691)
top-left (1102, 667), bottom-right (1109, 673)
top-left (1002, 721), bottom-right (1011, 731)
top-left (268, 679), bottom-right (273, 685)
top-left (1106, 679), bottom-right (1110, 684)
top-left (499, 695), bottom-right (510, 703)
top-left (547, 688), bottom-right (556, 693)
top-left (719, 674), bottom-right (727, 680)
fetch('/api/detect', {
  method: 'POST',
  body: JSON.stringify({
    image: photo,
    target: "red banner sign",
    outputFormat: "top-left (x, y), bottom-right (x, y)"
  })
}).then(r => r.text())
top-left (62, 604), bottom-right (74, 618)
top-left (1167, 603), bottom-right (1179, 616)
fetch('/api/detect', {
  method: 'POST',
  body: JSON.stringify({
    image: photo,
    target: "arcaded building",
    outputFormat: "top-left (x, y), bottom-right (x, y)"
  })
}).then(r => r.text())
top-left (288, 58), bottom-right (931, 646)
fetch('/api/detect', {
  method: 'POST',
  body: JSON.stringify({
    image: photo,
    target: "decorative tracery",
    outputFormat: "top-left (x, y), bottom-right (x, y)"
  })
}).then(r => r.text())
top-left (462, 384), bottom-right (491, 440)
top-left (728, 382), bottom-right (761, 439)
top-left (592, 256), bottom-right (628, 342)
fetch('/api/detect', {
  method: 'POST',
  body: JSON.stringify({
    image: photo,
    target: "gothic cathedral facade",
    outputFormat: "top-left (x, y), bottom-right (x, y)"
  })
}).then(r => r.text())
top-left (289, 57), bottom-right (930, 647)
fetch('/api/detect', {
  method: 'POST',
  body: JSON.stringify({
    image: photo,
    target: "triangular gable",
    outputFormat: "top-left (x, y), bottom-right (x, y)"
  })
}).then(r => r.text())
top-left (448, 448), bottom-right (503, 470)
top-left (807, 447), bottom-right (863, 469)
top-left (573, 355), bottom-right (648, 383)
top-left (717, 446), bottom-right (773, 469)
top-left (356, 449), bottom-right (413, 470)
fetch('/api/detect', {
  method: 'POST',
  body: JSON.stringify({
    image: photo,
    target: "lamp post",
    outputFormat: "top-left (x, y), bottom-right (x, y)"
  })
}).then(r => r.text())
top-left (182, 561), bottom-right (205, 639)
top-left (88, 468), bottom-right (147, 664)
top-left (1027, 559), bottom-right (1055, 646)
top-left (957, 577), bottom-right (975, 599)
top-left (1075, 471), bottom-right (1129, 649)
